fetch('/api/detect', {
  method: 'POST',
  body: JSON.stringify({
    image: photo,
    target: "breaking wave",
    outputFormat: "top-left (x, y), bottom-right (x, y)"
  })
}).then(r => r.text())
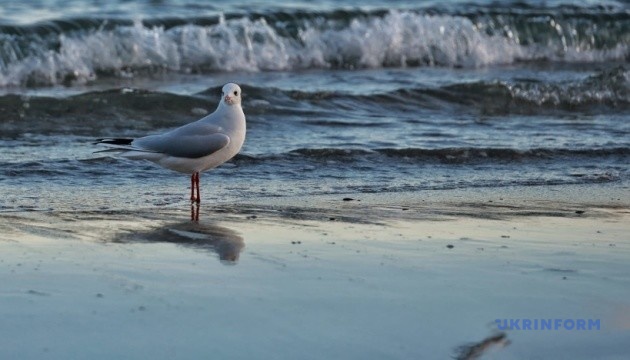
top-left (0, 4), bottom-right (628, 87)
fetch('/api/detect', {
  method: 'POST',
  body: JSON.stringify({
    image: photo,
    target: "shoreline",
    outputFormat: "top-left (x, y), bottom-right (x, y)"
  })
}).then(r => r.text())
top-left (3, 182), bottom-right (627, 220)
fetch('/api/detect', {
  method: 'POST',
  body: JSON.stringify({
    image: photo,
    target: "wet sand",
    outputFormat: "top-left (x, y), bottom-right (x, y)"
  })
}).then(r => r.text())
top-left (1, 184), bottom-right (629, 359)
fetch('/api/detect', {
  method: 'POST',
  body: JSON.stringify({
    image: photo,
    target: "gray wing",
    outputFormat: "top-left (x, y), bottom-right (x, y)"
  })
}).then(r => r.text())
top-left (133, 123), bottom-right (230, 158)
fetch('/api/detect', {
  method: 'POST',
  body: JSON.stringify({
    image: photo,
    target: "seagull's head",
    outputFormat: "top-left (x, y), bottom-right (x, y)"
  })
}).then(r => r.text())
top-left (221, 83), bottom-right (242, 107)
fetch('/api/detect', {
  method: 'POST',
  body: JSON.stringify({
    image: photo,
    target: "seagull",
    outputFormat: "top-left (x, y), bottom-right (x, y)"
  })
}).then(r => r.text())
top-left (96, 83), bottom-right (246, 204)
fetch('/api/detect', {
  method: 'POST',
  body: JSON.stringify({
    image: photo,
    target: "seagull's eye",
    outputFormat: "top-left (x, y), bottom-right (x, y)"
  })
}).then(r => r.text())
top-left (233, 91), bottom-right (238, 96)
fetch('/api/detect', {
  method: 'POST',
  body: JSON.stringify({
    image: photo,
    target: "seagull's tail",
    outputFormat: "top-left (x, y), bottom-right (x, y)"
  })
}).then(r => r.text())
top-left (93, 138), bottom-right (160, 159)
top-left (93, 138), bottom-right (135, 154)
top-left (94, 138), bottom-right (134, 146)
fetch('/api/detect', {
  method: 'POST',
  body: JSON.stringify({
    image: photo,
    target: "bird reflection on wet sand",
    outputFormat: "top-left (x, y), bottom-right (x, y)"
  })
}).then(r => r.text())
top-left (113, 219), bottom-right (245, 263)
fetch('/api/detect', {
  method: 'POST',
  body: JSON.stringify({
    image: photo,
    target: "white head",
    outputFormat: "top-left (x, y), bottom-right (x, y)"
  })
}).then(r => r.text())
top-left (221, 83), bottom-right (242, 107)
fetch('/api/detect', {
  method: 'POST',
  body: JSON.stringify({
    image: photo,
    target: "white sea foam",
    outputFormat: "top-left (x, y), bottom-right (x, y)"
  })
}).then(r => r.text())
top-left (0, 11), bottom-right (627, 87)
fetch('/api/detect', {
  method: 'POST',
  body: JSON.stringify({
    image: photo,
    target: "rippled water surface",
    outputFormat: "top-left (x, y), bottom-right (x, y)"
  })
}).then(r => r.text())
top-left (0, 0), bottom-right (628, 211)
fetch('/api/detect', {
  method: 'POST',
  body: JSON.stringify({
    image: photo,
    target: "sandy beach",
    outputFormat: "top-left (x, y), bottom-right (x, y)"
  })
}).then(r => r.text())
top-left (1, 183), bottom-right (629, 359)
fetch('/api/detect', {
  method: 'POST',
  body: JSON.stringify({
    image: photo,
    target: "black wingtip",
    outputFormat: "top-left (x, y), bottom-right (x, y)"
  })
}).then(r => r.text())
top-left (95, 138), bottom-right (134, 145)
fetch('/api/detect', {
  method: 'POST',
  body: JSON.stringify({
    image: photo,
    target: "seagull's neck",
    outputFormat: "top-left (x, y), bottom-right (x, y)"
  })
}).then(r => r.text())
top-left (209, 103), bottom-right (245, 129)
top-left (217, 103), bottom-right (243, 115)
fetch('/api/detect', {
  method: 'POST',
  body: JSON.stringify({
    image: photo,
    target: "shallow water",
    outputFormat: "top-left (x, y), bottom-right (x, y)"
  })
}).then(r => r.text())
top-left (0, 0), bottom-right (628, 211)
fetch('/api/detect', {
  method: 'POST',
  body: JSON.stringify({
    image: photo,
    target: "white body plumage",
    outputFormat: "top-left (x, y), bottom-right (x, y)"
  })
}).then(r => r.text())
top-left (96, 83), bottom-right (246, 205)
top-left (100, 83), bottom-right (246, 174)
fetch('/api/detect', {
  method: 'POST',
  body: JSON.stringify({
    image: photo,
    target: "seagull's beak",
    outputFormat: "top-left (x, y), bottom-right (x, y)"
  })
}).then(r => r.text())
top-left (224, 96), bottom-right (232, 104)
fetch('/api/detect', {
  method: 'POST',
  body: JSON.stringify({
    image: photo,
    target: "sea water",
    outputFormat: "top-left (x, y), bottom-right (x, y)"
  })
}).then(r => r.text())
top-left (0, 0), bottom-right (628, 211)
